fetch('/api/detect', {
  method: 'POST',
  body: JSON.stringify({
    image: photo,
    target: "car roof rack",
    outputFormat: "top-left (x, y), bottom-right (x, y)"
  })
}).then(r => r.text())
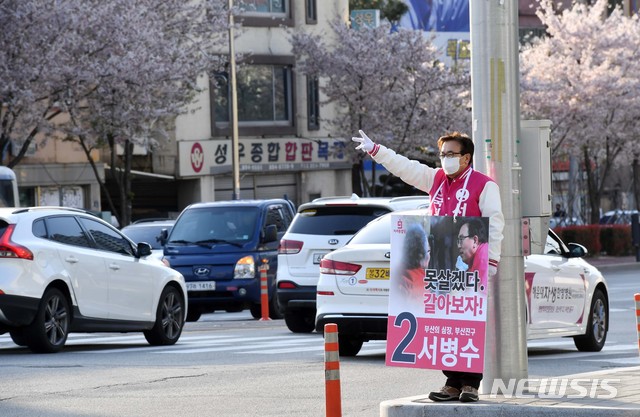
top-left (12, 206), bottom-right (89, 215)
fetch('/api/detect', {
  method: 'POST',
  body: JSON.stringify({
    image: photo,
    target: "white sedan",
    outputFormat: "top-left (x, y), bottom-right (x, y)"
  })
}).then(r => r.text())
top-left (316, 213), bottom-right (608, 356)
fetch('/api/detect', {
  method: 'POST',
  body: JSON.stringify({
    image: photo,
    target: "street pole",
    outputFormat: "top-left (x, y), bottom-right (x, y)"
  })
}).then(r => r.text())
top-left (228, 0), bottom-right (241, 200)
top-left (469, 0), bottom-right (528, 393)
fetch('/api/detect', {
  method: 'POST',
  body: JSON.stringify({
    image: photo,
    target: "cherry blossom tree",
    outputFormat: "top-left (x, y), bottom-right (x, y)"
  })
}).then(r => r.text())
top-left (520, 0), bottom-right (640, 223)
top-left (290, 20), bottom-right (470, 196)
top-left (0, 0), bottom-right (229, 225)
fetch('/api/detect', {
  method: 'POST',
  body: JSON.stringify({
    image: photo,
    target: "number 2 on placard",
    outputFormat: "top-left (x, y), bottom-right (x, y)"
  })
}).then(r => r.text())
top-left (391, 312), bottom-right (417, 363)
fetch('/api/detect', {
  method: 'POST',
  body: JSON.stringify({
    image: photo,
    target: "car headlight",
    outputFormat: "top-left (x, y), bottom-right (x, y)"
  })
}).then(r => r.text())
top-left (234, 255), bottom-right (255, 279)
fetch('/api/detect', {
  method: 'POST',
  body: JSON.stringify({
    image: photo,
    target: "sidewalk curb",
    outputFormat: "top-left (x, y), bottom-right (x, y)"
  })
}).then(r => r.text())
top-left (380, 399), bottom-right (640, 417)
top-left (381, 366), bottom-right (640, 417)
top-left (595, 262), bottom-right (640, 272)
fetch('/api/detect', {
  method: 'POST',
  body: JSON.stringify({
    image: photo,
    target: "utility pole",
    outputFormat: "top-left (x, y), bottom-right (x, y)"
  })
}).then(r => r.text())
top-left (469, 1), bottom-right (528, 392)
top-left (228, 0), bottom-right (241, 200)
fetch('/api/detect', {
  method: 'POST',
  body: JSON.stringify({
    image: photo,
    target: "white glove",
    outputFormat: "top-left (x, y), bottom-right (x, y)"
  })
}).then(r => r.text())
top-left (352, 130), bottom-right (374, 153)
top-left (488, 264), bottom-right (498, 277)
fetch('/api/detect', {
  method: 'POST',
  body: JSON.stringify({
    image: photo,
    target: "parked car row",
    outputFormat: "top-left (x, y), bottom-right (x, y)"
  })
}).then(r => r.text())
top-left (599, 209), bottom-right (639, 225)
top-left (0, 196), bottom-right (611, 355)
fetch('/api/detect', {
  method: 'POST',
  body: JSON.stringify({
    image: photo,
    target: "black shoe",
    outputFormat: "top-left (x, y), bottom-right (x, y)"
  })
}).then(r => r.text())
top-left (459, 386), bottom-right (479, 402)
top-left (428, 386), bottom-right (460, 402)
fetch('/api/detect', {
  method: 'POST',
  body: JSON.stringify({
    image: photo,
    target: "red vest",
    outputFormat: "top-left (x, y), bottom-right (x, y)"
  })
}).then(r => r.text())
top-left (428, 167), bottom-right (493, 217)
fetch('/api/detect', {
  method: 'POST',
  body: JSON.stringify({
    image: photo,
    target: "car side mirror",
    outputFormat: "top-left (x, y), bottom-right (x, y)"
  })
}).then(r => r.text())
top-left (158, 228), bottom-right (169, 246)
top-left (262, 224), bottom-right (278, 243)
top-left (567, 242), bottom-right (587, 258)
top-left (137, 242), bottom-right (153, 258)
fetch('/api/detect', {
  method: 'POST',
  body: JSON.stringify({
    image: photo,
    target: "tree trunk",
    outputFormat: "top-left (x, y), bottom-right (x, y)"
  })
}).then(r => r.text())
top-left (633, 155), bottom-right (640, 211)
top-left (352, 162), bottom-right (363, 196)
top-left (76, 134), bottom-right (118, 220)
top-left (583, 146), bottom-right (601, 225)
top-left (568, 155), bottom-right (580, 220)
top-left (122, 140), bottom-right (133, 226)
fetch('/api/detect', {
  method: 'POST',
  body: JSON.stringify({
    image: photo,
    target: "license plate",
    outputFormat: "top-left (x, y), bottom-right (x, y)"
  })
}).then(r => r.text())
top-left (187, 281), bottom-right (216, 291)
top-left (365, 268), bottom-right (390, 280)
top-left (313, 252), bottom-right (327, 264)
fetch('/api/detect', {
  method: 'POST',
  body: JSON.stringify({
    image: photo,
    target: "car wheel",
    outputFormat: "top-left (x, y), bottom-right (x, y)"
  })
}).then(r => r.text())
top-left (249, 303), bottom-right (262, 319)
top-left (338, 334), bottom-right (363, 357)
top-left (144, 286), bottom-right (185, 346)
top-left (9, 329), bottom-right (28, 346)
top-left (186, 308), bottom-right (202, 322)
top-left (268, 296), bottom-right (284, 320)
top-left (574, 289), bottom-right (608, 352)
top-left (284, 311), bottom-right (315, 333)
top-left (24, 288), bottom-right (70, 353)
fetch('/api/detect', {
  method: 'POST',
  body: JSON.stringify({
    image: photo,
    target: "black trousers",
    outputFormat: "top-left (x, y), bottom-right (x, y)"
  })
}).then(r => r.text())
top-left (443, 370), bottom-right (483, 390)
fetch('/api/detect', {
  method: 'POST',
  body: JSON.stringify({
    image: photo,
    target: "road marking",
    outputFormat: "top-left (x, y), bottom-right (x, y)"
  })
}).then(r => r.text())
top-left (581, 357), bottom-right (640, 365)
top-left (0, 332), bottom-right (390, 356)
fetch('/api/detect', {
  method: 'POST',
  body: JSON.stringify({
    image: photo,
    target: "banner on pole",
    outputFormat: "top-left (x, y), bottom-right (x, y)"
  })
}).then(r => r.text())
top-left (385, 214), bottom-right (490, 373)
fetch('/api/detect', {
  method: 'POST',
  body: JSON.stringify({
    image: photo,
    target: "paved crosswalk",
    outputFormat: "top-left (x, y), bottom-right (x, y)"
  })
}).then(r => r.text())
top-left (0, 332), bottom-right (388, 355)
top-left (3, 332), bottom-right (637, 362)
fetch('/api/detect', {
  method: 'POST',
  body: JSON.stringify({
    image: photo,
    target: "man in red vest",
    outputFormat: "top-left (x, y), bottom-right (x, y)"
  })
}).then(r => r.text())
top-left (353, 130), bottom-right (504, 402)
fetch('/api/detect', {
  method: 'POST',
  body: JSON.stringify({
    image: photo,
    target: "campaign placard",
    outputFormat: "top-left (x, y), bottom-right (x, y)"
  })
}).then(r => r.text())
top-left (385, 214), bottom-right (490, 373)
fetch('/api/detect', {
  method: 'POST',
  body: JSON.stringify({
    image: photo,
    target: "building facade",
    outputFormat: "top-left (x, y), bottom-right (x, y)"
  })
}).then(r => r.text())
top-left (152, 0), bottom-right (353, 212)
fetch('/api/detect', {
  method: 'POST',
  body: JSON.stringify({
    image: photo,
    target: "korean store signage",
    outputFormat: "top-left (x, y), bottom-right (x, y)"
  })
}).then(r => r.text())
top-left (178, 138), bottom-right (349, 177)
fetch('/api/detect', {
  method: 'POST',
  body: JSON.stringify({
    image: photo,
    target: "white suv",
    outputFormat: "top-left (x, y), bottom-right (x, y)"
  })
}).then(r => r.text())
top-left (276, 194), bottom-right (429, 333)
top-left (0, 207), bottom-right (187, 353)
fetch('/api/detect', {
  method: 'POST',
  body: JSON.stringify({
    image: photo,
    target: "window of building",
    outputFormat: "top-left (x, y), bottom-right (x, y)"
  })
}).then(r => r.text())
top-left (238, 0), bottom-right (293, 27)
top-left (306, 0), bottom-right (317, 24)
top-left (608, 0), bottom-right (623, 14)
top-left (239, 0), bottom-right (286, 14)
top-left (519, 28), bottom-right (546, 45)
top-left (307, 76), bottom-right (320, 131)
top-left (212, 57), bottom-right (296, 136)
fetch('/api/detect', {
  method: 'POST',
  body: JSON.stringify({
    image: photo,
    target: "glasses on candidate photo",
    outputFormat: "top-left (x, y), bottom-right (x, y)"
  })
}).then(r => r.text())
top-left (457, 235), bottom-right (471, 245)
top-left (439, 152), bottom-right (463, 159)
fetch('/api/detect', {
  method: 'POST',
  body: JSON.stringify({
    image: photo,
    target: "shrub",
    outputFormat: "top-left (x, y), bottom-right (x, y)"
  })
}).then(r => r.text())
top-left (599, 225), bottom-right (632, 256)
top-left (554, 225), bottom-right (601, 255)
top-left (553, 224), bottom-right (632, 256)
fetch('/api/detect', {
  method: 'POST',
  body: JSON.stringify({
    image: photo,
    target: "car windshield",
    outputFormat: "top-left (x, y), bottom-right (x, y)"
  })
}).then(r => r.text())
top-left (121, 225), bottom-right (172, 249)
top-left (288, 206), bottom-right (390, 235)
top-left (543, 229), bottom-right (570, 255)
top-left (348, 214), bottom-right (392, 245)
top-left (169, 206), bottom-right (259, 243)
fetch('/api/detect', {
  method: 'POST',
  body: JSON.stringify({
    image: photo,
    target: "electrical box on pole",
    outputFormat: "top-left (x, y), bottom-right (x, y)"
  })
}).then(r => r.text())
top-left (520, 120), bottom-right (552, 256)
top-left (469, 1), bottom-right (528, 393)
top-left (519, 120), bottom-right (552, 217)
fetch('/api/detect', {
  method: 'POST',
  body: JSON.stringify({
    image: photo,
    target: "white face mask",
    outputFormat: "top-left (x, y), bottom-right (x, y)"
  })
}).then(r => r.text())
top-left (441, 156), bottom-right (460, 175)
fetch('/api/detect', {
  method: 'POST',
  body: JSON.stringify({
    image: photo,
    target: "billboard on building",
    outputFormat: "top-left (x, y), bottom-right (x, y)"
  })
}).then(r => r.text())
top-left (399, 0), bottom-right (470, 65)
